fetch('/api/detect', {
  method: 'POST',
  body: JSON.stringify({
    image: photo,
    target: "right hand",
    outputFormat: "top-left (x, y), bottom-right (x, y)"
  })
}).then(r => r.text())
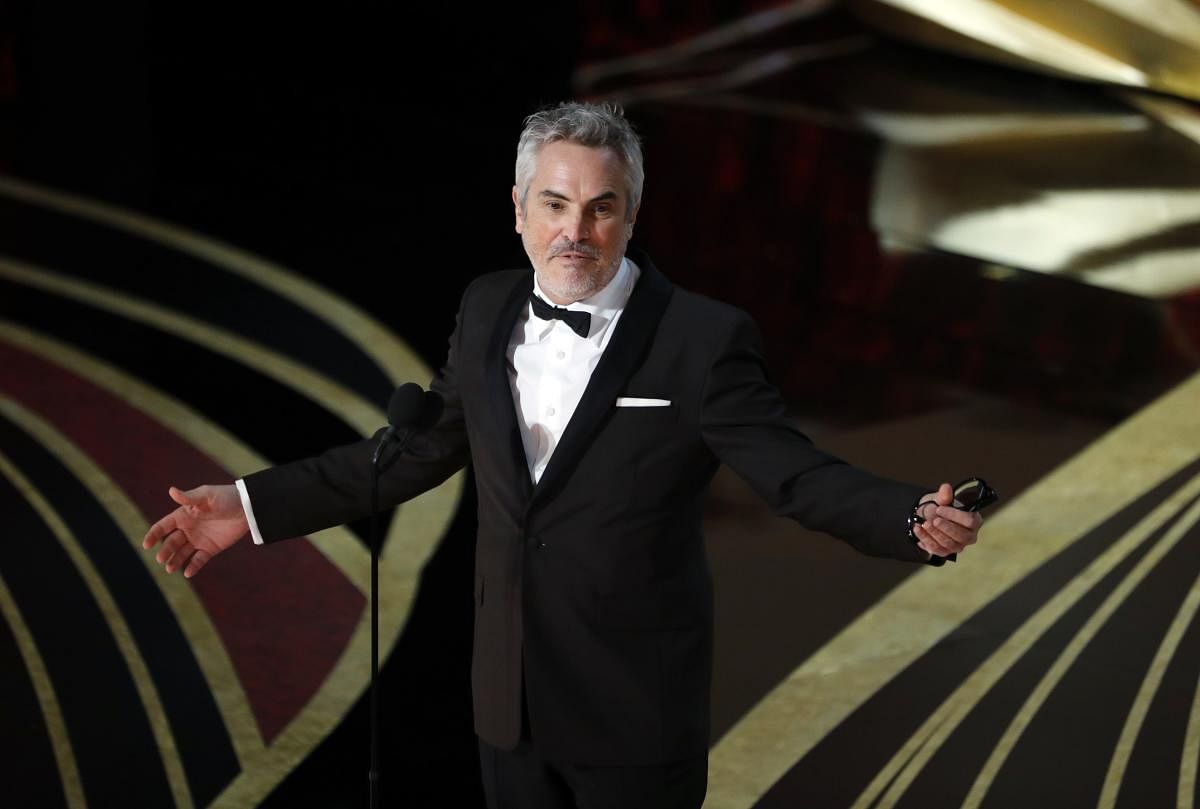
top-left (142, 484), bottom-right (249, 578)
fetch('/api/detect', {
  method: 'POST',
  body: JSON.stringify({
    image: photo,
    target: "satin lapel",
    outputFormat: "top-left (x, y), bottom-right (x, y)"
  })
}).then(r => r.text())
top-left (484, 271), bottom-right (536, 504)
top-left (531, 252), bottom-right (674, 507)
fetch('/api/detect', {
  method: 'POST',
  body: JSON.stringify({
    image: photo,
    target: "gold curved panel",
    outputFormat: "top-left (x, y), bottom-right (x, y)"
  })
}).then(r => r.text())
top-left (706, 371), bottom-right (1200, 808)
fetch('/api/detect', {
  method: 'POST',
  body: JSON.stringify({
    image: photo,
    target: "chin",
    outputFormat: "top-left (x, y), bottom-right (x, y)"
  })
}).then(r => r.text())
top-left (542, 276), bottom-right (597, 303)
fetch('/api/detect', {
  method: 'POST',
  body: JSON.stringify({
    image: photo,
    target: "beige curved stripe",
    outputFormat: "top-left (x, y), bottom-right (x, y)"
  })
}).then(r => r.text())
top-left (0, 357), bottom-right (263, 767)
top-left (0, 320), bottom-right (464, 808)
top-left (862, 0), bottom-right (1148, 88)
top-left (0, 173), bottom-right (463, 804)
top-left (1183, 668), bottom-right (1200, 809)
top-left (848, 712), bottom-right (950, 809)
top-left (962, 494), bottom-right (1200, 809)
top-left (0, 172), bottom-right (426, 388)
top-left (592, 38), bottom-right (873, 107)
top-left (0, 170), bottom-right (463, 635)
top-left (0, 254), bottom-right (382, 438)
top-left (0, 252), bottom-right (468, 720)
top-left (573, 0), bottom-right (834, 88)
top-left (0, 572), bottom-right (87, 808)
top-left (855, 471), bottom-right (1200, 809)
top-left (0, 443), bottom-right (192, 808)
top-left (0, 255), bottom-right (466, 654)
top-left (1099, 573), bottom-right (1200, 808)
top-left (706, 371), bottom-right (1200, 809)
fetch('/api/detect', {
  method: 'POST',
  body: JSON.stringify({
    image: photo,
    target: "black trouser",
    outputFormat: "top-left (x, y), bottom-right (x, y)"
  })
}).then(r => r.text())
top-left (477, 738), bottom-right (708, 809)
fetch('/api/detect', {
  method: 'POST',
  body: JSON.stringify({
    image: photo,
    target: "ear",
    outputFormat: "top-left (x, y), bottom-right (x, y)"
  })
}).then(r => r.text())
top-left (512, 186), bottom-right (525, 234)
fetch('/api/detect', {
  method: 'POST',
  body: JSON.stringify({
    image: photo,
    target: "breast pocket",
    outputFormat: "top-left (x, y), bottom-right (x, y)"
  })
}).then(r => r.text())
top-left (610, 403), bottom-right (679, 429)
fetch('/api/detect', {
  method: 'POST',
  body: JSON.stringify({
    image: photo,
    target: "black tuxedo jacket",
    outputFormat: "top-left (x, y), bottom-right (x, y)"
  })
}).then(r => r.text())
top-left (244, 248), bottom-right (930, 765)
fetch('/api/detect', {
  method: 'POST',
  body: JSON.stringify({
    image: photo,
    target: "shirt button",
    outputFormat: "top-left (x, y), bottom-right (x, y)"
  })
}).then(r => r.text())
top-left (546, 407), bottom-right (556, 416)
top-left (556, 350), bottom-right (566, 360)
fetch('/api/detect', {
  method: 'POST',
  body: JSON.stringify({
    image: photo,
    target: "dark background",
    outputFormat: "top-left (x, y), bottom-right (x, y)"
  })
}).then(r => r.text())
top-left (2, 3), bottom-right (590, 805)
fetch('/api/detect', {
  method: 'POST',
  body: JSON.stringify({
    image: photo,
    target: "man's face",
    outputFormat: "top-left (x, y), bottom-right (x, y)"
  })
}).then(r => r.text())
top-left (513, 140), bottom-right (638, 305)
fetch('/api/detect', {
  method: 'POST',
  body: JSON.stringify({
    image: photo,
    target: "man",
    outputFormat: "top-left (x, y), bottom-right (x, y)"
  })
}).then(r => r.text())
top-left (143, 101), bottom-right (982, 808)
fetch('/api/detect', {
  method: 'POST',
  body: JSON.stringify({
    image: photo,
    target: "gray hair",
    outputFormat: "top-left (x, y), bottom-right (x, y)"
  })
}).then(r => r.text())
top-left (514, 101), bottom-right (644, 222)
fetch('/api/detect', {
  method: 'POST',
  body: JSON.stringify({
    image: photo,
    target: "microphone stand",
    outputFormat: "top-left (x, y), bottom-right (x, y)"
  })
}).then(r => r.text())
top-left (363, 383), bottom-right (441, 808)
top-left (369, 428), bottom-right (407, 809)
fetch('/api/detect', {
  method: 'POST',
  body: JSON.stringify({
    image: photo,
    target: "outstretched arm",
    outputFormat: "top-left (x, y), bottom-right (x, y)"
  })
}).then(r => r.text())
top-left (700, 310), bottom-right (984, 562)
top-left (141, 484), bottom-right (249, 578)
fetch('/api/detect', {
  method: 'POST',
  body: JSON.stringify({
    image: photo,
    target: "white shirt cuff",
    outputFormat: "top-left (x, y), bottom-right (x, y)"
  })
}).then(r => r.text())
top-left (235, 478), bottom-right (266, 546)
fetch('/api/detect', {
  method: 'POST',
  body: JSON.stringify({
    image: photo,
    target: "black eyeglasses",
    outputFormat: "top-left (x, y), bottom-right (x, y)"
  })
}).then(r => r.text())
top-left (908, 477), bottom-right (998, 542)
top-left (952, 477), bottom-right (999, 512)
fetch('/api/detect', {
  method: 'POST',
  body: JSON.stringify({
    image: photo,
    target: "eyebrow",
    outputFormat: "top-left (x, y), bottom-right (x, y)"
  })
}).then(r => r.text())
top-left (538, 189), bottom-right (619, 205)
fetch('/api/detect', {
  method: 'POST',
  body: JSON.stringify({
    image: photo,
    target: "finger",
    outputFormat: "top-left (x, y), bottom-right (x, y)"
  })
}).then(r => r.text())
top-left (169, 485), bottom-right (209, 510)
top-left (165, 544), bottom-right (195, 575)
top-left (916, 533), bottom-right (952, 558)
top-left (935, 506), bottom-right (984, 530)
top-left (915, 532), bottom-right (941, 557)
top-left (184, 550), bottom-right (211, 578)
top-left (925, 518), bottom-right (978, 551)
top-left (142, 514), bottom-right (178, 549)
top-left (156, 531), bottom-right (191, 567)
top-left (914, 523), bottom-right (956, 555)
top-left (916, 499), bottom-right (938, 522)
top-left (937, 482), bottom-right (954, 507)
top-left (934, 516), bottom-right (981, 551)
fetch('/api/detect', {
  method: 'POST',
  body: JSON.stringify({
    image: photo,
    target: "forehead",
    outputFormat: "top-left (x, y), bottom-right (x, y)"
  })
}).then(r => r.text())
top-left (530, 141), bottom-right (626, 194)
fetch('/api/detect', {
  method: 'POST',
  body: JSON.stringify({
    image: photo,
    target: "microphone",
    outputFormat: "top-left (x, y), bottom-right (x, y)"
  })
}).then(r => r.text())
top-left (372, 383), bottom-right (444, 465)
top-left (367, 382), bottom-right (443, 809)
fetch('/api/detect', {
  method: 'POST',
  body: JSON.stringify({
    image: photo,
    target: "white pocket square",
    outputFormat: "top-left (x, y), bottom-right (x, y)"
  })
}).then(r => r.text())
top-left (615, 397), bottom-right (672, 407)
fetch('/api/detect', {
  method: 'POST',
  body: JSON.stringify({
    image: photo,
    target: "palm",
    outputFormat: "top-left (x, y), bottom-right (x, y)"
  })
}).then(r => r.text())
top-left (174, 505), bottom-right (244, 554)
top-left (142, 484), bottom-right (249, 577)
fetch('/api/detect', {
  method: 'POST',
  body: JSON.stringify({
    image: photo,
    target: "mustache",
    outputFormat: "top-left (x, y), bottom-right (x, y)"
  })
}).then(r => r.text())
top-left (549, 242), bottom-right (600, 259)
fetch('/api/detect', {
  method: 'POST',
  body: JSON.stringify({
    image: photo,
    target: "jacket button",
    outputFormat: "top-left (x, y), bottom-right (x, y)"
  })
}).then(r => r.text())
top-left (533, 538), bottom-right (546, 550)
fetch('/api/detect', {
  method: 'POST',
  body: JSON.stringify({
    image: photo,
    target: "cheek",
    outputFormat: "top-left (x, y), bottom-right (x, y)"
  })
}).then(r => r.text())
top-left (599, 225), bottom-right (629, 252)
top-left (525, 219), bottom-right (553, 244)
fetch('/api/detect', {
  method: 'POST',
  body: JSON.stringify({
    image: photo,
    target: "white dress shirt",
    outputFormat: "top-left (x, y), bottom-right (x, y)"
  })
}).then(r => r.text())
top-left (508, 256), bottom-right (639, 483)
top-left (239, 256), bottom-right (640, 543)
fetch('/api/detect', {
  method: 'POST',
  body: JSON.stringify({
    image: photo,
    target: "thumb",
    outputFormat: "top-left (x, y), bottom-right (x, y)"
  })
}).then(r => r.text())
top-left (168, 486), bottom-right (197, 507)
top-left (936, 482), bottom-right (955, 506)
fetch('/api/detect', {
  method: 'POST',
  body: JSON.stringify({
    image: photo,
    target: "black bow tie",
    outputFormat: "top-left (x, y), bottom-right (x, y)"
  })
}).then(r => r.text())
top-left (529, 293), bottom-right (591, 338)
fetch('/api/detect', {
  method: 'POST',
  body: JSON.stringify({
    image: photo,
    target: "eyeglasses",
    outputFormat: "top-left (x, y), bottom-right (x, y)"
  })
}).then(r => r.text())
top-left (907, 477), bottom-right (998, 542)
top-left (952, 477), bottom-right (999, 512)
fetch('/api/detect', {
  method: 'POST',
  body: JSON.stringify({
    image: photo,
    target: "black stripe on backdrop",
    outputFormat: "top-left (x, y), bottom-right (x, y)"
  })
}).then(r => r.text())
top-left (0, 412), bottom-right (239, 807)
top-left (0, 277), bottom-right (366, 484)
top-left (0, 456), bottom-right (174, 807)
top-left (0, 195), bottom-right (395, 407)
top-left (896, 492), bottom-right (1198, 809)
top-left (0, 590), bottom-right (68, 808)
top-left (757, 457), bottom-right (1200, 808)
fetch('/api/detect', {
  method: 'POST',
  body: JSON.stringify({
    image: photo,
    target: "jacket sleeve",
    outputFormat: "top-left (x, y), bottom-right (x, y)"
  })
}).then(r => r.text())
top-left (698, 308), bottom-right (931, 563)
top-left (241, 287), bottom-right (472, 543)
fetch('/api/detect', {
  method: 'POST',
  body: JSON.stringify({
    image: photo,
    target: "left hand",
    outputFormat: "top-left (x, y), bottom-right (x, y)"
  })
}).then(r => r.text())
top-left (912, 482), bottom-right (983, 558)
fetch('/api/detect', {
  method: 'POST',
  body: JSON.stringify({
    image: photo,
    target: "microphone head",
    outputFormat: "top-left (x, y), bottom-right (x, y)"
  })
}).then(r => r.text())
top-left (387, 383), bottom-right (428, 428)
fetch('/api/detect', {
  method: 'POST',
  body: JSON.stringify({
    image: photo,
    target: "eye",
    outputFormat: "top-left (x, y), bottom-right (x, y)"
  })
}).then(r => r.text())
top-left (545, 200), bottom-right (564, 211)
top-left (593, 203), bottom-right (612, 216)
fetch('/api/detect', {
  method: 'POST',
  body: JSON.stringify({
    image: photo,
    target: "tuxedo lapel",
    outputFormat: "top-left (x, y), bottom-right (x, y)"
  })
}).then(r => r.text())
top-left (484, 271), bottom-right (536, 504)
top-left (531, 250), bottom-right (674, 507)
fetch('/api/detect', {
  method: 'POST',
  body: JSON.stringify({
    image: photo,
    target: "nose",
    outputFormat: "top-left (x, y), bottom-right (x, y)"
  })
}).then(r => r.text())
top-left (561, 211), bottom-right (590, 242)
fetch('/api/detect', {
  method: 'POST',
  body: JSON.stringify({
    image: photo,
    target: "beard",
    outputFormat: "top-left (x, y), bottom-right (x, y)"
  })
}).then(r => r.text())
top-left (528, 237), bottom-right (625, 304)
